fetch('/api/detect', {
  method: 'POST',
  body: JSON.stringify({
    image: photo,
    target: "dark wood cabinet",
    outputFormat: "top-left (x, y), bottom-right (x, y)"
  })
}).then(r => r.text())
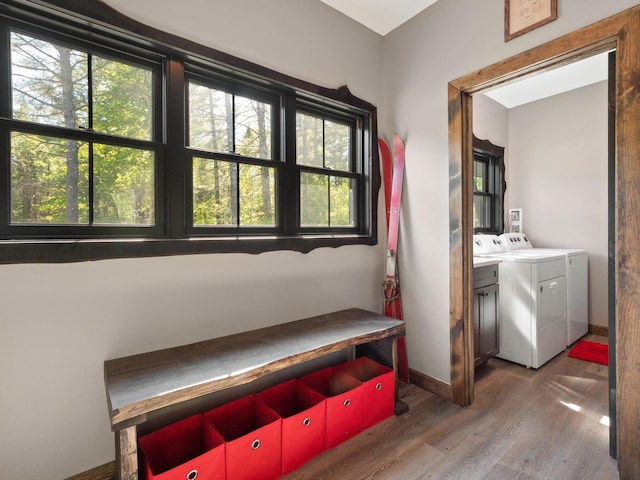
top-left (473, 263), bottom-right (499, 367)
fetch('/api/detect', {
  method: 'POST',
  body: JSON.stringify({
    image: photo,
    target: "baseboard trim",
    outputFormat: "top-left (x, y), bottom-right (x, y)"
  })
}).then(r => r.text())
top-left (64, 461), bottom-right (115, 480)
top-left (589, 324), bottom-right (608, 337)
top-left (409, 368), bottom-right (452, 400)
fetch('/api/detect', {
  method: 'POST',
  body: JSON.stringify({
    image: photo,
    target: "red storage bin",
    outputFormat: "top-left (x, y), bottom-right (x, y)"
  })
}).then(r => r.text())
top-left (299, 367), bottom-right (363, 449)
top-left (138, 413), bottom-right (225, 480)
top-left (204, 395), bottom-right (281, 480)
top-left (334, 356), bottom-right (395, 428)
top-left (256, 379), bottom-right (326, 475)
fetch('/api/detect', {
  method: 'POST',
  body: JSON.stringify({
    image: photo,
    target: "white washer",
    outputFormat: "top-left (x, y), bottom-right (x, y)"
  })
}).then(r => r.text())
top-left (474, 235), bottom-right (568, 368)
top-left (499, 233), bottom-right (588, 345)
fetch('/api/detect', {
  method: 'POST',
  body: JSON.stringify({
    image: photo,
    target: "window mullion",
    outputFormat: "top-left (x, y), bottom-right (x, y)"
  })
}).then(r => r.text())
top-left (0, 23), bottom-right (10, 119)
top-left (88, 142), bottom-right (94, 225)
top-left (231, 95), bottom-right (236, 153)
top-left (87, 54), bottom-right (93, 225)
top-left (235, 161), bottom-right (240, 227)
top-left (87, 53), bottom-right (93, 130)
top-left (283, 94), bottom-right (297, 235)
top-left (166, 58), bottom-right (186, 238)
top-left (322, 119), bottom-right (331, 227)
top-left (327, 173), bottom-right (332, 228)
top-left (0, 25), bottom-right (10, 233)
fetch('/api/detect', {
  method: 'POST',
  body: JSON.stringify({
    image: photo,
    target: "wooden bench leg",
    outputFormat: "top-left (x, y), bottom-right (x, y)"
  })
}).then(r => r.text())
top-left (116, 426), bottom-right (138, 480)
top-left (392, 337), bottom-right (409, 415)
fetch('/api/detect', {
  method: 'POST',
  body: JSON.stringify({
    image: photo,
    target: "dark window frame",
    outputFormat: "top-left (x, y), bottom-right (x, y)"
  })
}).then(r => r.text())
top-left (295, 101), bottom-right (363, 234)
top-left (3, 22), bottom-right (165, 239)
top-left (0, 0), bottom-right (379, 263)
top-left (184, 67), bottom-right (284, 236)
top-left (472, 135), bottom-right (505, 235)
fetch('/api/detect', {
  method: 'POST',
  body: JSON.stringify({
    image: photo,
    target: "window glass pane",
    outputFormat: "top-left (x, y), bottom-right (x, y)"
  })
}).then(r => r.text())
top-left (92, 56), bottom-right (152, 140)
top-left (192, 157), bottom-right (236, 226)
top-left (474, 160), bottom-right (486, 192)
top-left (189, 82), bottom-right (233, 152)
top-left (325, 120), bottom-right (350, 171)
top-left (11, 132), bottom-right (89, 224)
top-left (296, 112), bottom-right (323, 167)
top-left (11, 32), bottom-right (88, 128)
top-left (473, 195), bottom-right (491, 228)
top-left (93, 145), bottom-right (154, 225)
top-left (300, 172), bottom-right (328, 226)
top-left (330, 176), bottom-right (354, 226)
top-left (239, 164), bottom-right (275, 226)
top-left (235, 96), bottom-right (271, 160)
top-left (188, 83), bottom-right (272, 160)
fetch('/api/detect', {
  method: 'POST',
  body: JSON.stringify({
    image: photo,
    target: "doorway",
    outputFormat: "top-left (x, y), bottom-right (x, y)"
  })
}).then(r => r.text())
top-left (448, 6), bottom-right (640, 479)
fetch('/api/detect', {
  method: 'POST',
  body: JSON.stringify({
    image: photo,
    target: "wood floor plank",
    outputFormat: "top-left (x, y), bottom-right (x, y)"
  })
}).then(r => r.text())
top-left (285, 335), bottom-right (619, 479)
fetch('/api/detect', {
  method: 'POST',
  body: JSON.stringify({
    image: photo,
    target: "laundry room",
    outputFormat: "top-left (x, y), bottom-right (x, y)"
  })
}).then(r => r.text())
top-left (472, 53), bottom-right (610, 344)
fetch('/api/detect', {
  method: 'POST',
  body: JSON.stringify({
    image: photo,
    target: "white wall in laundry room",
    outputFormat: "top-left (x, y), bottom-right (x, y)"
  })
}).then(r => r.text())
top-left (507, 80), bottom-right (609, 327)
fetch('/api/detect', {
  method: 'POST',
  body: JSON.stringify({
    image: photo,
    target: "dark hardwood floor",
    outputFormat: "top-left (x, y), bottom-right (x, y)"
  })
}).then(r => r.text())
top-left (285, 334), bottom-right (617, 480)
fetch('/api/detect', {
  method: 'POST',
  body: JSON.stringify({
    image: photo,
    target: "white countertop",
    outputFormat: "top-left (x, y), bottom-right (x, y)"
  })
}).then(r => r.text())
top-left (473, 257), bottom-right (502, 268)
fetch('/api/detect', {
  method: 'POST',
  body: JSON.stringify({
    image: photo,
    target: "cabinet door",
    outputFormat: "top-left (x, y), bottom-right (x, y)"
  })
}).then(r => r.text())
top-left (474, 283), bottom-right (499, 367)
top-left (480, 283), bottom-right (499, 360)
top-left (473, 292), bottom-right (482, 365)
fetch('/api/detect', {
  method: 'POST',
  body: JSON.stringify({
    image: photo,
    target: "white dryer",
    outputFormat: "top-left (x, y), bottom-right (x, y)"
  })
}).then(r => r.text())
top-left (499, 233), bottom-right (588, 345)
top-left (474, 235), bottom-right (568, 368)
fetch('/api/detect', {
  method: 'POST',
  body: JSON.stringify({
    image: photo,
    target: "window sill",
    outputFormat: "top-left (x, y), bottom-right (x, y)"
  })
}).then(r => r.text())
top-left (0, 234), bottom-right (377, 264)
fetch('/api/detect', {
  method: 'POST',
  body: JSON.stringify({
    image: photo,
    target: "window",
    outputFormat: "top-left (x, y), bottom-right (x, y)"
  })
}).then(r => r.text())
top-left (5, 29), bottom-right (162, 238)
top-left (296, 109), bottom-right (358, 230)
top-left (186, 77), bottom-right (278, 231)
top-left (0, 1), bottom-right (378, 262)
top-left (473, 136), bottom-right (505, 234)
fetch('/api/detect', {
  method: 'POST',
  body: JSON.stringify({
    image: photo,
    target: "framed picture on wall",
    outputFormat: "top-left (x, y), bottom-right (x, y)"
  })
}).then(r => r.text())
top-left (505, 0), bottom-right (557, 42)
top-left (509, 208), bottom-right (522, 233)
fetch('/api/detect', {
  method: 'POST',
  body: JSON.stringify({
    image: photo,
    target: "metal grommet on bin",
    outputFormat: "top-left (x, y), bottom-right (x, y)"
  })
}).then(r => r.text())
top-left (303, 417), bottom-right (311, 427)
top-left (343, 399), bottom-right (351, 407)
top-left (376, 382), bottom-right (382, 390)
top-left (251, 439), bottom-right (261, 450)
top-left (186, 470), bottom-right (198, 480)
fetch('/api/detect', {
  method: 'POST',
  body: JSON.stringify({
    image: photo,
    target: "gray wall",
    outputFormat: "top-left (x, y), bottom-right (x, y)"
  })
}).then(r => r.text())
top-left (474, 81), bottom-right (608, 328)
top-left (380, 0), bottom-right (635, 387)
top-left (508, 81), bottom-right (608, 327)
top-left (0, 1), bottom-right (384, 478)
top-left (0, 0), bottom-right (634, 478)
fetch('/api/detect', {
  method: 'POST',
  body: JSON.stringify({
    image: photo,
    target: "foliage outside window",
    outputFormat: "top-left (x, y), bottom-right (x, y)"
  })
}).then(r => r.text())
top-left (0, 1), bottom-right (377, 262)
top-left (188, 79), bottom-right (276, 229)
top-left (296, 111), bottom-right (356, 228)
top-left (9, 31), bottom-right (158, 232)
top-left (473, 136), bottom-right (505, 234)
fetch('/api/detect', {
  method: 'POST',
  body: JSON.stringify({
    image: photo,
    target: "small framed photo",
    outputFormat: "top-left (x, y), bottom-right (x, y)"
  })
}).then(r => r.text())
top-left (509, 208), bottom-right (522, 233)
top-left (505, 0), bottom-right (557, 42)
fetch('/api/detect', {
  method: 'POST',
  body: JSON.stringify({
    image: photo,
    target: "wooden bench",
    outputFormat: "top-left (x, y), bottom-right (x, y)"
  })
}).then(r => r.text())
top-left (104, 308), bottom-right (407, 480)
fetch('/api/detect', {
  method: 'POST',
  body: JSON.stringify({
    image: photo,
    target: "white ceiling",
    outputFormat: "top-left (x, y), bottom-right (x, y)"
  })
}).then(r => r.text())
top-left (320, 1), bottom-right (609, 108)
top-left (319, 0), bottom-right (438, 36)
top-left (483, 52), bottom-right (610, 108)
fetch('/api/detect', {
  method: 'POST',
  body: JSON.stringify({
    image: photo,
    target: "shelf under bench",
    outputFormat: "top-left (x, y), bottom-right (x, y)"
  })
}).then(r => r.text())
top-left (104, 307), bottom-right (407, 480)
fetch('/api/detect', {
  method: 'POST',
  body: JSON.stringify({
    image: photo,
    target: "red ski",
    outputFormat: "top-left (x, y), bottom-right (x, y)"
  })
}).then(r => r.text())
top-left (379, 134), bottom-right (408, 382)
top-left (378, 138), bottom-right (392, 228)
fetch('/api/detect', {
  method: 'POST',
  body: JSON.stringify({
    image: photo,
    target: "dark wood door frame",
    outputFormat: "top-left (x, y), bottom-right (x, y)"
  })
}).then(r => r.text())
top-left (448, 6), bottom-right (640, 479)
